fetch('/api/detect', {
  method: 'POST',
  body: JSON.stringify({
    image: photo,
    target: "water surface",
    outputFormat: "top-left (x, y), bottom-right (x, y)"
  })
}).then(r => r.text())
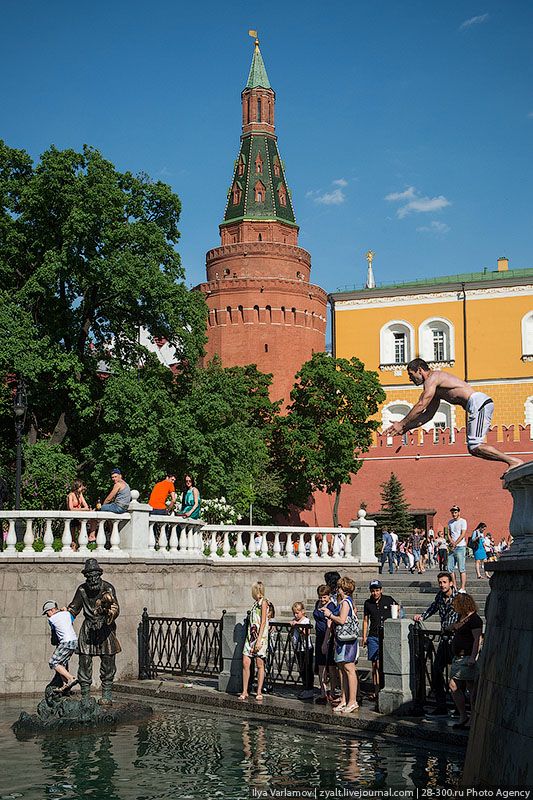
top-left (0, 697), bottom-right (462, 799)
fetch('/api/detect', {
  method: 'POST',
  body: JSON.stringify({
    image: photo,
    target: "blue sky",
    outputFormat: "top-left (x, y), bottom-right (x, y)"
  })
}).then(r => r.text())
top-left (1, 0), bottom-right (532, 294)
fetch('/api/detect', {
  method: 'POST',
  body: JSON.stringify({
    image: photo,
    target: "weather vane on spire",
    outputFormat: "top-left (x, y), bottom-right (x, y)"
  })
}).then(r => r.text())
top-left (248, 29), bottom-right (259, 45)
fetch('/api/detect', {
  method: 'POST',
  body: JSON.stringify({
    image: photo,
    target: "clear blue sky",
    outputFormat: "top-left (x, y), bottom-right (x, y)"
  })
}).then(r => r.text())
top-left (1, 0), bottom-right (532, 294)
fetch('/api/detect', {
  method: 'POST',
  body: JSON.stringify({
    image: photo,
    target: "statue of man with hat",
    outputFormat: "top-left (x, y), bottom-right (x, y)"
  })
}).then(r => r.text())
top-left (67, 558), bottom-right (121, 707)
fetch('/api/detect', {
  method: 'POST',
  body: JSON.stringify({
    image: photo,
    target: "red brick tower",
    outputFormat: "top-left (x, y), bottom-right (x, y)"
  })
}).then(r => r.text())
top-left (196, 37), bottom-right (327, 405)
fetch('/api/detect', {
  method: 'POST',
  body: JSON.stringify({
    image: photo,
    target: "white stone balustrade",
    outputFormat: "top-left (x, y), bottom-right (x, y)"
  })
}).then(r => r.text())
top-left (0, 496), bottom-right (377, 564)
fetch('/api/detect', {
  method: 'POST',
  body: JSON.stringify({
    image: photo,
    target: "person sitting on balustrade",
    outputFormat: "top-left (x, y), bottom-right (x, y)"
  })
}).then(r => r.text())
top-left (148, 472), bottom-right (177, 516)
top-left (178, 474), bottom-right (201, 519)
top-left (100, 468), bottom-right (131, 514)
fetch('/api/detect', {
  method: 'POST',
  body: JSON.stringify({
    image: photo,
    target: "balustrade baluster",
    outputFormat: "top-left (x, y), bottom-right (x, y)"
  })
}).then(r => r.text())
top-left (298, 531), bottom-right (306, 559)
top-left (43, 519), bottom-right (55, 554)
top-left (169, 523), bottom-right (180, 554)
top-left (77, 520), bottom-right (90, 556)
top-left (235, 529), bottom-right (244, 558)
top-left (321, 533), bottom-right (329, 559)
top-left (286, 533), bottom-right (295, 559)
top-left (60, 518), bottom-right (72, 554)
top-left (261, 532), bottom-right (269, 559)
top-left (95, 520), bottom-right (107, 554)
top-left (21, 518), bottom-right (35, 555)
top-left (272, 530), bottom-right (281, 559)
top-left (343, 529), bottom-right (353, 559)
top-left (210, 528), bottom-right (219, 559)
top-left (195, 527), bottom-right (204, 556)
top-left (177, 523), bottom-right (187, 554)
top-left (332, 532), bottom-right (341, 559)
top-left (186, 524), bottom-right (195, 555)
top-left (222, 530), bottom-right (231, 559)
top-left (109, 520), bottom-right (121, 552)
top-left (147, 521), bottom-right (156, 553)
top-left (309, 533), bottom-right (319, 560)
top-left (5, 519), bottom-right (17, 554)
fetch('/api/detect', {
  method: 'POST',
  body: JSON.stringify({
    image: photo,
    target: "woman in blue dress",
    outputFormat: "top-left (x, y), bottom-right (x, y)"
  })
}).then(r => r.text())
top-left (179, 474), bottom-right (201, 519)
top-left (471, 522), bottom-right (488, 579)
top-left (322, 576), bottom-right (359, 714)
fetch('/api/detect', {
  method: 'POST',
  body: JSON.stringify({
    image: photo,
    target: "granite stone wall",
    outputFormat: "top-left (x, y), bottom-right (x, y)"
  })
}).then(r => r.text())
top-left (0, 561), bottom-right (375, 696)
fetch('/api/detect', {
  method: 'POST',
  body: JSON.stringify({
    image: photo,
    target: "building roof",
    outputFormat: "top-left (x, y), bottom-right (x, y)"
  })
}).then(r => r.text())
top-left (331, 267), bottom-right (533, 300)
top-left (246, 40), bottom-right (271, 89)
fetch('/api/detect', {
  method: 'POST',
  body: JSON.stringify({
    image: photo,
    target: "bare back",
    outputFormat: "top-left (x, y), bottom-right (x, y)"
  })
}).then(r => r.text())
top-left (425, 371), bottom-right (473, 408)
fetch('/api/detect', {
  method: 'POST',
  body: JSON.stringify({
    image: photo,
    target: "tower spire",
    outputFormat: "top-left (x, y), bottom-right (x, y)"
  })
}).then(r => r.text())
top-left (365, 250), bottom-right (376, 289)
top-left (246, 32), bottom-right (271, 89)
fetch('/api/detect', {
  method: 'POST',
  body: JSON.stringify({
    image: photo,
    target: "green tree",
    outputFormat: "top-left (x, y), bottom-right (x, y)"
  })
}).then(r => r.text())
top-left (176, 359), bottom-right (284, 522)
top-left (273, 352), bottom-right (385, 525)
top-left (379, 472), bottom-right (412, 537)
top-left (0, 140), bottom-right (207, 505)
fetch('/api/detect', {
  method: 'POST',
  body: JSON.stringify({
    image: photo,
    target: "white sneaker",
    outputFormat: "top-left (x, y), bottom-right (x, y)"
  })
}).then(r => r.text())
top-left (458, 589), bottom-right (466, 594)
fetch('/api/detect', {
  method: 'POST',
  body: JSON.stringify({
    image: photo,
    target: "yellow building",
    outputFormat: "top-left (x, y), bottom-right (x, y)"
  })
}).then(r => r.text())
top-left (330, 258), bottom-right (533, 438)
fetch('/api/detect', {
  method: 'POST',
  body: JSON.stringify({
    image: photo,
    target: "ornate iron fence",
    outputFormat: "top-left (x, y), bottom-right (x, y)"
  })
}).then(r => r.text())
top-left (262, 621), bottom-right (313, 692)
top-left (138, 608), bottom-right (225, 679)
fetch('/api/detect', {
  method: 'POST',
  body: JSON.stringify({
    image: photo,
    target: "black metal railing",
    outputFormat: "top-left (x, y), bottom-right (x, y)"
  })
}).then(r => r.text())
top-left (411, 622), bottom-right (452, 709)
top-left (138, 608), bottom-right (225, 679)
top-left (265, 622), bottom-right (313, 691)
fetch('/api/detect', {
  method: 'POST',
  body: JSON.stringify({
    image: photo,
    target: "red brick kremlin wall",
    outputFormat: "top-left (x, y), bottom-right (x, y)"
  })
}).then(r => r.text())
top-left (299, 425), bottom-right (533, 538)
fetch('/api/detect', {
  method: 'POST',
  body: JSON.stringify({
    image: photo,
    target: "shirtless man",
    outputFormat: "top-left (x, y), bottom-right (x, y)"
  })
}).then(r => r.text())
top-left (383, 358), bottom-right (523, 472)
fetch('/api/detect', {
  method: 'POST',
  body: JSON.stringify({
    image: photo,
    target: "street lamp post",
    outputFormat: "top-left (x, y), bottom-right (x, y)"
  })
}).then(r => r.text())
top-left (13, 379), bottom-right (27, 510)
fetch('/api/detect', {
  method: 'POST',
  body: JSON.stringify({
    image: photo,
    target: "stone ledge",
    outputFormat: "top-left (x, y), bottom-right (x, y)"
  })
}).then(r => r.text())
top-left (113, 679), bottom-right (469, 749)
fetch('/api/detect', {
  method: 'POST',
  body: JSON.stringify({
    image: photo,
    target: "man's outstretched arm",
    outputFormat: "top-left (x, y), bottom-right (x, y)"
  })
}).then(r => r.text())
top-left (383, 383), bottom-right (439, 436)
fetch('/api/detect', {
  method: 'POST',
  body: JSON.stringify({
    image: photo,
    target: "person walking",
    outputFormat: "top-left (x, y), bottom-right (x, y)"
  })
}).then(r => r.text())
top-left (409, 527), bottom-right (424, 574)
top-left (447, 506), bottom-right (468, 592)
top-left (379, 529), bottom-right (394, 575)
top-left (322, 577), bottom-right (360, 714)
top-left (471, 522), bottom-right (489, 579)
top-left (383, 358), bottom-right (523, 472)
top-left (389, 530), bottom-right (399, 571)
top-left (448, 593), bottom-right (483, 729)
top-left (239, 581), bottom-right (269, 702)
top-left (435, 531), bottom-right (448, 572)
top-left (414, 571), bottom-right (459, 717)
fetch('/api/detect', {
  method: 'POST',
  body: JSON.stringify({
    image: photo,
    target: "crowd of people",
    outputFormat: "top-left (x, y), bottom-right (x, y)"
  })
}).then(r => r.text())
top-left (379, 504), bottom-right (512, 591)
top-left (237, 571), bottom-right (400, 712)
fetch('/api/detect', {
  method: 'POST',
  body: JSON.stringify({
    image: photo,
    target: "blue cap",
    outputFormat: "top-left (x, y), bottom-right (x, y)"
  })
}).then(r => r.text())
top-left (111, 468), bottom-right (122, 475)
top-left (369, 580), bottom-right (382, 590)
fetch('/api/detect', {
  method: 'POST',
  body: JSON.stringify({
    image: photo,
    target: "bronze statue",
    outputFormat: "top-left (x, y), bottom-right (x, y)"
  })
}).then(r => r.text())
top-left (68, 558), bottom-right (121, 707)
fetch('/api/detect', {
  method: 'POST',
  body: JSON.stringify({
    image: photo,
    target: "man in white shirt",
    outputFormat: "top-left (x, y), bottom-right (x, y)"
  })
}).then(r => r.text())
top-left (447, 505), bottom-right (468, 592)
top-left (42, 601), bottom-right (79, 692)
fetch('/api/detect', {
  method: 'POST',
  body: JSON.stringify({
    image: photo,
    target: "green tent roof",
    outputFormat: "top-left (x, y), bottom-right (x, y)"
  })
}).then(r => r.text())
top-left (246, 41), bottom-right (271, 89)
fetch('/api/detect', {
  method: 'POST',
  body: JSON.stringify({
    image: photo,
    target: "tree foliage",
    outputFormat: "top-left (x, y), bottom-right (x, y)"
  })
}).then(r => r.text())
top-left (379, 472), bottom-right (412, 536)
top-left (273, 352), bottom-right (385, 524)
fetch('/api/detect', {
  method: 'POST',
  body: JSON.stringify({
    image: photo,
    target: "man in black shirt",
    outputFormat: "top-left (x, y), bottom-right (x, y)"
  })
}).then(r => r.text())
top-left (414, 571), bottom-right (459, 717)
top-left (362, 580), bottom-right (397, 701)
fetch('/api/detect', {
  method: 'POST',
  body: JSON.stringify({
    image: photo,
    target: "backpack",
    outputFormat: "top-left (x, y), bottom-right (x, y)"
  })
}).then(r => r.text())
top-left (336, 598), bottom-right (359, 642)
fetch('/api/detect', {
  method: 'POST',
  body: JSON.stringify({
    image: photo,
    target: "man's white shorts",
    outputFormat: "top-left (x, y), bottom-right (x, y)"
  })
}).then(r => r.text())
top-left (466, 392), bottom-right (494, 450)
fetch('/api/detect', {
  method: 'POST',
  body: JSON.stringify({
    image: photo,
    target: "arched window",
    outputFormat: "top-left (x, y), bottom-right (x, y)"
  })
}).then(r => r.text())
top-left (428, 401), bottom-right (456, 443)
top-left (254, 180), bottom-right (266, 203)
top-left (524, 397), bottom-right (533, 437)
top-left (382, 401), bottom-right (412, 445)
top-left (273, 157), bottom-right (281, 178)
top-left (238, 305), bottom-right (244, 323)
top-left (292, 307), bottom-right (297, 324)
top-left (266, 305), bottom-right (272, 323)
top-left (258, 233), bottom-right (262, 241)
top-left (419, 317), bottom-right (455, 364)
top-left (255, 152), bottom-right (263, 174)
top-left (257, 98), bottom-right (262, 122)
top-left (277, 183), bottom-right (287, 207)
top-left (237, 155), bottom-right (246, 177)
top-left (232, 182), bottom-right (242, 205)
top-left (226, 305), bottom-right (233, 324)
top-left (281, 306), bottom-right (286, 323)
top-left (379, 321), bottom-right (414, 368)
top-left (254, 305), bottom-right (260, 322)
top-left (521, 312), bottom-right (533, 359)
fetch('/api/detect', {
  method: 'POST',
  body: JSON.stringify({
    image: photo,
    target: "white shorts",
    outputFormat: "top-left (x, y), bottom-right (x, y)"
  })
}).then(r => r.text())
top-left (466, 392), bottom-right (494, 450)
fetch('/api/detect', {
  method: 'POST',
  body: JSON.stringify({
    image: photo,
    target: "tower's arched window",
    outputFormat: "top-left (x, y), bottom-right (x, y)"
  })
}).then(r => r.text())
top-left (419, 317), bottom-right (455, 363)
top-left (232, 182), bottom-right (242, 205)
top-left (255, 152), bottom-right (263, 174)
top-left (226, 305), bottom-right (233, 324)
top-left (521, 312), bottom-right (533, 359)
top-left (277, 183), bottom-right (287, 207)
top-left (258, 233), bottom-right (262, 241)
top-left (257, 98), bottom-right (262, 122)
top-left (237, 155), bottom-right (245, 177)
top-left (254, 180), bottom-right (266, 203)
top-left (273, 157), bottom-right (281, 178)
top-left (254, 305), bottom-right (260, 322)
top-left (379, 321), bottom-right (414, 367)
top-left (266, 305), bottom-right (272, 323)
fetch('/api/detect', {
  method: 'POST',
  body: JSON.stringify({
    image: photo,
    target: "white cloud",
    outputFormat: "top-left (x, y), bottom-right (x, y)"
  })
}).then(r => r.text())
top-left (460, 13), bottom-right (489, 30)
top-left (385, 186), bottom-right (416, 202)
top-left (385, 186), bottom-right (451, 218)
top-left (308, 179), bottom-right (348, 205)
top-left (416, 220), bottom-right (451, 235)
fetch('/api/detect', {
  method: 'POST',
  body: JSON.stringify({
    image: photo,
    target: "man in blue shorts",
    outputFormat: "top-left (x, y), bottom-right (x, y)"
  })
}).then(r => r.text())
top-left (362, 580), bottom-right (397, 702)
top-left (447, 505), bottom-right (468, 592)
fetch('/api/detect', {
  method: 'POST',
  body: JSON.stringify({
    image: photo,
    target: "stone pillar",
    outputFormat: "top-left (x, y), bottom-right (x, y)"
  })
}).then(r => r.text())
top-left (218, 612), bottom-right (248, 694)
top-left (350, 509), bottom-right (378, 564)
top-left (378, 618), bottom-right (414, 714)
top-left (462, 463), bottom-right (533, 787)
top-left (120, 491), bottom-right (153, 556)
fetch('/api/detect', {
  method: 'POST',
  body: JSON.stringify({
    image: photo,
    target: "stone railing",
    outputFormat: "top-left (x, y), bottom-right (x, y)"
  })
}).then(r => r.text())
top-left (0, 493), bottom-right (377, 564)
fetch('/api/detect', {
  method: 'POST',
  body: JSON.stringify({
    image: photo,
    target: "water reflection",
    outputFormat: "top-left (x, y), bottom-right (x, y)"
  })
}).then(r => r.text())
top-left (0, 700), bottom-right (463, 799)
